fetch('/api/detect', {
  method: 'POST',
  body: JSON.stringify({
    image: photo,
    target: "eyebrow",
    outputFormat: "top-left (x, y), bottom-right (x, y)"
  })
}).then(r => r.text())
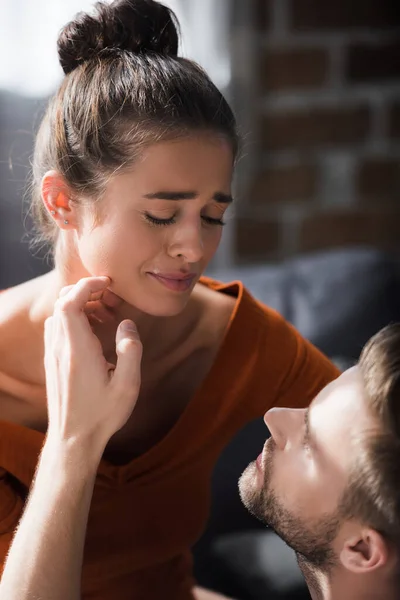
top-left (143, 191), bottom-right (233, 204)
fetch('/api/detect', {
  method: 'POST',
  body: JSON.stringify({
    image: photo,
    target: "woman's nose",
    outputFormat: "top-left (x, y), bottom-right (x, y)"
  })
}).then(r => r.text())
top-left (168, 224), bottom-right (204, 263)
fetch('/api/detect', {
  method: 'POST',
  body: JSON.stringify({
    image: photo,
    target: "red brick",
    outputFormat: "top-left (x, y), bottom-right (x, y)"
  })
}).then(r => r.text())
top-left (299, 210), bottom-right (400, 253)
top-left (235, 217), bottom-right (282, 260)
top-left (346, 41), bottom-right (400, 83)
top-left (250, 163), bottom-right (318, 205)
top-left (256, 0), bottom-right (271, 30)
top-left (290, 0), bottom-right (399, 31)
top-left (356, 157), bottom-right (400, 203)
top-left (389, 102), bottom-right (400, 139)
top-left (261, 47), bottom-right (329, 91)
top-left (262, 106), bottom-right (371, 151)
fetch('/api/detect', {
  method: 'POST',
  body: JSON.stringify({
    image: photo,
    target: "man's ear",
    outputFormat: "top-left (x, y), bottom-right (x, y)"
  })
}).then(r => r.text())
top-left (340, 528), bottom-right (389, 574)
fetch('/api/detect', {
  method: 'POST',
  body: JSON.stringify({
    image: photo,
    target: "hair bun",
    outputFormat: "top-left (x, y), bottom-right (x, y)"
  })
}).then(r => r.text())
top-left (58, 0), bottom-right (179, 75)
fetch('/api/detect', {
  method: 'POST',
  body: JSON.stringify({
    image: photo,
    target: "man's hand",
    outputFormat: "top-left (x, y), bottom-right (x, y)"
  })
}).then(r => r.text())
top-left (44, 276), bottom-right (142, 456)
top-left (0, 276), bottom-right (142, 600)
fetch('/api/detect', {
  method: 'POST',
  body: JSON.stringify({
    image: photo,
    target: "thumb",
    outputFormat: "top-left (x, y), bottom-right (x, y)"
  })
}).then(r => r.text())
top-left (112, 320), bottom-right (142, 394)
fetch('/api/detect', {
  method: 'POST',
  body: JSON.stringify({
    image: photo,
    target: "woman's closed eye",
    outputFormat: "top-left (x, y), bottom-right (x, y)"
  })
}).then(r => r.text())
top-left (144, 212), bottom-right (226, 227)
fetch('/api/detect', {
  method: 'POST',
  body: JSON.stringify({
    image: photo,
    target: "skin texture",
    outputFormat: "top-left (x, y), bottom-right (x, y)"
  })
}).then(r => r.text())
top-left (239, 368), bottom-right (399, 600)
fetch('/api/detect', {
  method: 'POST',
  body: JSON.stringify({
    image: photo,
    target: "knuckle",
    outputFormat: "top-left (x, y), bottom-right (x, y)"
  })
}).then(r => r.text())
top-left (55, 296), bottom-right (74, 312)
top-left (77, 277), bottom-right (92, 289)
top-left (79, 276), bottom-right (104, 289)
top-left (59, 285), bottom-right (72, 298)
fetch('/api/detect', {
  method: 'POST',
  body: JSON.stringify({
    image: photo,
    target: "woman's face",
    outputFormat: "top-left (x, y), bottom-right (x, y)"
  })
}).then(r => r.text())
top-left (75, 134), bottom-right (234, 316)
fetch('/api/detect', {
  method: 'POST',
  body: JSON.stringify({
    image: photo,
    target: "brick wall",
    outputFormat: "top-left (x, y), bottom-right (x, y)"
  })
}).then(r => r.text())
top-left (235, 0), bottom-right (400, 263)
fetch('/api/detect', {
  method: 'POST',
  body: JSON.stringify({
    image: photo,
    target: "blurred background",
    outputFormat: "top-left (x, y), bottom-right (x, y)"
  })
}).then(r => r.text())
top-left (234, 0), bottom-right (400, 265)
top-left (1, 2), bottom-right (400, 600)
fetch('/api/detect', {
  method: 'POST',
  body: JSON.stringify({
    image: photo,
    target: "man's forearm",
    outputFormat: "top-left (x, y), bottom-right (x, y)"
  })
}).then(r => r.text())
top-left (0, 437), bottom-right (100, 600)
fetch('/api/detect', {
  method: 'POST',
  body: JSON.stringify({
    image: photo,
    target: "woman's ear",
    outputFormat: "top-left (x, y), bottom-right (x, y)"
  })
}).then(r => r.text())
top-left (340, 528), bottom-right (389, 574)
top-left (41, 170), bottom-right (76, 229)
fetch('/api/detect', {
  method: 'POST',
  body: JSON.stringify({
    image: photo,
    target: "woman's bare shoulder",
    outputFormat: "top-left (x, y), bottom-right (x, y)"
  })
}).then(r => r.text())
top-left (0, 271), bottom-right (54, 320)
top-left (0, 276), bottom-right (46, 338)
top-left (0, 275), bottom-right (49, 397)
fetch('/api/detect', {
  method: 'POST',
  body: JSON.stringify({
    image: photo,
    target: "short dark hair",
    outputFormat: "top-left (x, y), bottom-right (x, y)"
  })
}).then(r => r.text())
top-left (339, 324), bottom-right (400, 549)
top-left (30, 0), bottom-right (238, 248)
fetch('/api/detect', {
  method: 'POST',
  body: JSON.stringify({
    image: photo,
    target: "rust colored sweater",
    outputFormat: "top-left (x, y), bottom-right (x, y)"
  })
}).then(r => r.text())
top-left (0, 278), bottom-right (339, 599)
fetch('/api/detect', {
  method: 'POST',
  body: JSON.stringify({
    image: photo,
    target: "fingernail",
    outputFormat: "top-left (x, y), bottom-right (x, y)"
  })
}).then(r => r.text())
top-left (120, 320), bottom-right (137, 332)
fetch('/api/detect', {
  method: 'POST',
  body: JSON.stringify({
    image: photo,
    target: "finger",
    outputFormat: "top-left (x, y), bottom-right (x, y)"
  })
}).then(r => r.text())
top-left (44, 313), bottom-right (63, 377)
top-left (87, 313), bottom-right (104, 331)
top-left (55, 277), bottom-right (110, 338)
top-left (58, 285), bottom-right (74, 298)
top-left (58, 282), bottom-right (118, 325)
top-left (101, 288), bottom-right (124, 309)
top-left (84, 301), bottom-right (116, 323)
top-left (112, 320), bottom-right (142, 395)
top-left (43, 316), bottom-right (54, 365)
top-left (43, 316), bottom-right (60, 419)
top-left (59, 285), bottom-right (104, 302)
top-left (56, 278), bottom-right (110, 309)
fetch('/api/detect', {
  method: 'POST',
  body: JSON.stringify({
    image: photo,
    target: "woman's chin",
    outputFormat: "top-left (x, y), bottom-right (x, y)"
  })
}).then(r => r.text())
top-left (121, 293), bottom-right (190, 318)
top-left (142, 302), bottom-right (188, 318)
top-left (109, 274), bottom-right (196, 317)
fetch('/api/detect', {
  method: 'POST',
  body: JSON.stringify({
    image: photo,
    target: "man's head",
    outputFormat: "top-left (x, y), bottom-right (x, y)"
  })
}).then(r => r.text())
top-left (239, 324), bottom-right (400, 587)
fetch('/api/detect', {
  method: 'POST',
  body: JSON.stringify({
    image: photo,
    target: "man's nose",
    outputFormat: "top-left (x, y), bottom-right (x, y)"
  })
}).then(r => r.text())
top-left (263, 407), bottom-right (304, 450)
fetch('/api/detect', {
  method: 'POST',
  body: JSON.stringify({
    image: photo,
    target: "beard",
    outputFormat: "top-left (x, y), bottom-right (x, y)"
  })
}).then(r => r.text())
top-left (238, 438), bottom-right (339, 573)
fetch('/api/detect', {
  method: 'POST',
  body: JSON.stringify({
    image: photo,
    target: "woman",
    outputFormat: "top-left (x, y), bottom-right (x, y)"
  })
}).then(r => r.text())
top-left (0, 1), bottom-right (339, 598)
top-left (0, 276), bottom-right (230, 600)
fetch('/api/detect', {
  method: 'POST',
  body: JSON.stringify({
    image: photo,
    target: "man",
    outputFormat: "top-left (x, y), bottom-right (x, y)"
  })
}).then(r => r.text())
top-left (1, 277), bottom-right (399, 599)
top-left (239, 324), bottom-right (400, 599)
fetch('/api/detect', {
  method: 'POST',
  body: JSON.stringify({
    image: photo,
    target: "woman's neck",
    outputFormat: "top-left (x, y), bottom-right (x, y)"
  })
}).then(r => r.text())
top-left (33, 265), bottom-right (200, 362)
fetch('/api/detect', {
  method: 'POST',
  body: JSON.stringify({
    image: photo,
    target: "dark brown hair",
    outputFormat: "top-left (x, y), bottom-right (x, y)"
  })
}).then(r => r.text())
top-left (339, 323), bottom-right (400, 550)
top-left (30, 0), bottom-right (238, 249)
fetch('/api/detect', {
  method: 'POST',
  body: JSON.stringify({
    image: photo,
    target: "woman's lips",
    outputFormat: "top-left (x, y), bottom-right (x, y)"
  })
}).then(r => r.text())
top-left (147, 272), bottom-right (196, 292)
